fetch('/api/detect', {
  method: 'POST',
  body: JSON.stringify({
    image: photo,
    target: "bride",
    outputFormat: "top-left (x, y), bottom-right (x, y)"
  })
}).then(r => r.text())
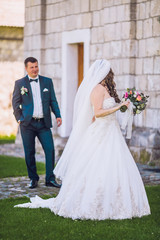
top-left (15, 59), bottom-right (150, 220)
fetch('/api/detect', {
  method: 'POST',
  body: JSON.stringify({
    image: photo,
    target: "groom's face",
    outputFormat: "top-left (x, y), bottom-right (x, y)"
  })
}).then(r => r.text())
top-left (25, 61), bottom-right (39, 78)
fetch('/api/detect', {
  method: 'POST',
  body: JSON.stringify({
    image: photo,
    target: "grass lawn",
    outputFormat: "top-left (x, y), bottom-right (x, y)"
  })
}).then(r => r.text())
top-left (0, 186), bottom-right (160, 240)
top-left (0, 135), bottom-right (16, 144)
top-left (0, 155), bottom-right (45, 178)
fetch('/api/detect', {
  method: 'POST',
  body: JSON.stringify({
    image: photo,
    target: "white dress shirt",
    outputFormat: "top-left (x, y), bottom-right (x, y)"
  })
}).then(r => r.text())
top-left (28, 75), bottom-right (44, 118)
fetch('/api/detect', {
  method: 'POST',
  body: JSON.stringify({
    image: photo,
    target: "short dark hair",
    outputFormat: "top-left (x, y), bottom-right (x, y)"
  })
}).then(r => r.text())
top-left (24, 57), bottom-right (38, 66)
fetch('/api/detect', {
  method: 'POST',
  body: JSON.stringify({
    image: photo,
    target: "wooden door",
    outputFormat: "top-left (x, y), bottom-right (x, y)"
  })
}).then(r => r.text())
top-left (78, 43), bottom-right (84, 87)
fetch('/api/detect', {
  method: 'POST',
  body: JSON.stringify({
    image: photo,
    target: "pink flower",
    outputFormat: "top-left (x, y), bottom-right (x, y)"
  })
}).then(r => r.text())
top-left (136, 95), bottom-right (142, 101)
top-left (124, 92), bottom-right (128, 99)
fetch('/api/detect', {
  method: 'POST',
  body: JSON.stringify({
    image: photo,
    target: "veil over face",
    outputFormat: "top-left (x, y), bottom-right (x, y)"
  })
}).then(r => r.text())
top-left (54, 59), bottom-right (111, 180)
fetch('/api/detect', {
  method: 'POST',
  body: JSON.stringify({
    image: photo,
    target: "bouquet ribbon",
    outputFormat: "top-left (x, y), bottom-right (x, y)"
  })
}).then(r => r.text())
top-left (121, 102), bottom-right (134, 139)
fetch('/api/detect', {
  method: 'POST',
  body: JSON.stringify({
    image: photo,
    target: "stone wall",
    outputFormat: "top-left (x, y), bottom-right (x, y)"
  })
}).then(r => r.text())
top-left (24, 0), bottom-right (160, 164)
top-left (0, 26), bottom-right (24, 135)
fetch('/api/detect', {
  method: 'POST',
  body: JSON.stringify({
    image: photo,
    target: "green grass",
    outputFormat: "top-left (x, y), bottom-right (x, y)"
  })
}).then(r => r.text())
top-left (0, 134), bottom-right (16, 144)
top-left (0, 155), bottom-right (45, 178)
top-left (0, 186), bottom-right (160, 240)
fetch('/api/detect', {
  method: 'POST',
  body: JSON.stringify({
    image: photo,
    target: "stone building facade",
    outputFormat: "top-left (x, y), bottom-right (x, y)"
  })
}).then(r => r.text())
top-left (24, 0), bottom-right (159, 164)
top-left (0, 0), bottom-right (25, 135)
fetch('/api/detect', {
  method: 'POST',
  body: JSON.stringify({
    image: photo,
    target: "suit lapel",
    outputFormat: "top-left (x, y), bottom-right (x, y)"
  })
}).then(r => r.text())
top-left (39, 75), bottom-right (45, 101)
top-left (24, 75), bottom-right (33, 101)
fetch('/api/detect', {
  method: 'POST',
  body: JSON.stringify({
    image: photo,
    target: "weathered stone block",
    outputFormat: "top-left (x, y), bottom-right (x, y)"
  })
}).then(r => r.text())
top-left (102, 42), bottom-right (111, 59)
top-left (134, 111), bottom-right (144, 127)
top-left (116, 5), bottom-right (126, 22)
top-left (146, 109), bottom-right (158, 128)
top-left (33, 20), bottom-right (41, 35)
top-left (97, 27), bottom-right (104, 43)
top-left (122, 0), bottom-right (130, 3)
top-left (153, 17), bottom-right (160, 37)
top-left (103, 7), bottom-right (110, 24)
top-left (91, 28), bottom-right (98, 43)
top-left (104, 24), bottom-right (115, 41)
top-left (148, 75), bottom-right (160, 91)
top-left (81, 0), bottom-right (89, 12)
top-left (46, 20), bottom-right (51, 34)
top-left (59, 2), bottom-right (66, 17)
top-left (81, 13), bottom-right (92, 28)
top-left (109, 6), bottom-right (116, 23)
top-left (45, 63), bottom-right (61, 79)
top-left (138, 39), bottom-right (146, 57)
top-left (51, 18), bottom-right (63, 32)
top-left (32, 35), bottom-right (41, 50)
top-left (143, 57), bottom-right (153, 74)
top-left (114, 0), bottom-right (122, 5)
top-left (110, 59), bottom-right (123, 75)
top-left (143, 19), bottom-right (152, 38)
top-left (90, 0), bottom-right (103, 11)
top-left (100, 9), bottom-right (105, 25)
top-left (121, 58), bottom-right (130, 75)
top-left (30, 0), bottom-right (41, 6)
top-left (139, 3), bottom-right (146, 20)
top-left (136, 20), bottom-right (143, 40)
top-left (93, 11), bottom-right (100, 27)
top-left (121, 21), bottom-right (130, 39)
top-left (151, 0), bottom-right (160, 17)
top-left (135, 58), bottom-right (143, 75)
top-left (115, 75), bottom-right (135, 90)
top-left (44, 49), bottom-right (55, 64)
top-left (153, 56), bottom-right (160, 74)
top-left (124, 4), bottom-right (130, 21)
top-left (146, 37), bottom-right (160, 56)
top-left (72, 0), bottom-right (81, 14)
top-left (147, 92), bottom-right (160, 109)
top-left (110, 41), bottom-right (122, 58)
top-left (115, 22), bottom-right (121, 40)
top-left (90, 44), bottom-right (96, 60)
top-left (145, 1), bottom-right (151, 18)
top-left (103, 0), bottom-right (114, 7)
top-left (135, 75), bottom-right (148, 91)
top-left (90, 44), bottom-right (103, 59)
top-left (45, 33), bottom-right (61, 49)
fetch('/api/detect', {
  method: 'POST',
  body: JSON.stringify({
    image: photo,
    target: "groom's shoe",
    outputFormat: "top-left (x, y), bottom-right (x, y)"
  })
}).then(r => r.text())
top-left (29, 180), bottom-right (38, 189)
top-left (45, 180), bottom-right (61, 188)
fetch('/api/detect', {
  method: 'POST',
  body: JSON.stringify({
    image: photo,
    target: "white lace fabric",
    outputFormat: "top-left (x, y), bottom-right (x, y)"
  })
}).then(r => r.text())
top-left (15, 97), bottom-right (151, 220)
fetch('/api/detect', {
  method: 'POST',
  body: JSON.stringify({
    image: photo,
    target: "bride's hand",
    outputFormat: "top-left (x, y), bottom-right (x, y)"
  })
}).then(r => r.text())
top-left (121, 100), bottom-right (130, 108)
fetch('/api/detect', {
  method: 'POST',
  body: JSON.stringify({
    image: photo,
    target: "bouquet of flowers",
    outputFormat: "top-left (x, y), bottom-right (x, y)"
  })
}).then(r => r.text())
top-left (120, 88), bottom-right (149, 115)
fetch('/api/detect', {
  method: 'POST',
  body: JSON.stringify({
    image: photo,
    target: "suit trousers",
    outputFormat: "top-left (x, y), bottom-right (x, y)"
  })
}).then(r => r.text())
top-left (20, 118), bottom-right (55, 182)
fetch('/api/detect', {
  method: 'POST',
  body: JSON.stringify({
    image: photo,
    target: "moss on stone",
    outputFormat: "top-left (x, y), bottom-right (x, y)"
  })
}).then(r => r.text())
top-left (140, 149), bottom-right (151, 164)
top-left (130, 150), bottom-right (139, 162)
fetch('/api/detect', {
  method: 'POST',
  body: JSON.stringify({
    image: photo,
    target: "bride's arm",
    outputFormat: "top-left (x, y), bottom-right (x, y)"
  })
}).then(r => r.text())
top-left (90, 85), bottom-right (129, 118)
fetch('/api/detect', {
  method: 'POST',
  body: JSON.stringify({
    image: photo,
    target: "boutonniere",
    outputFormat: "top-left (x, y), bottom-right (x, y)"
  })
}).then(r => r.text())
top-left (21, 86), bottom-right (28, 96)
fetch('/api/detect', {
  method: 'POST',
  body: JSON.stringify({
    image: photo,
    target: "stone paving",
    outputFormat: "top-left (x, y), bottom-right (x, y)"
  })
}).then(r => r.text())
top-left (0, 175), bottom-right (60, 200)
top-left (0, 144), bottom-right (160, 200)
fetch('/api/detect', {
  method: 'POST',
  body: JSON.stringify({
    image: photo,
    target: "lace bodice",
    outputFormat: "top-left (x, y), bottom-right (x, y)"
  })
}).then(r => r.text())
top-left (95, 97), bottom-right (117, 123)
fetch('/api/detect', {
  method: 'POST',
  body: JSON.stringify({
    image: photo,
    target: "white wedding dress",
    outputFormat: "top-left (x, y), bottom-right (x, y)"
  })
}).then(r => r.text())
top-left (15, 97), bottom-right (150, 220)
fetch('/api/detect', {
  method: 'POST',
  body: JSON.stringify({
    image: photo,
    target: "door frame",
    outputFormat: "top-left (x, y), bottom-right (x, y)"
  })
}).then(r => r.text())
top-left (59, 29), bottom-right (90, 137)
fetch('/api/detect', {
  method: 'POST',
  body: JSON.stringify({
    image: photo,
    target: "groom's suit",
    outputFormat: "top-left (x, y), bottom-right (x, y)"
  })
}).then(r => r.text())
top-left (12, 75), bottom-right (61, 182)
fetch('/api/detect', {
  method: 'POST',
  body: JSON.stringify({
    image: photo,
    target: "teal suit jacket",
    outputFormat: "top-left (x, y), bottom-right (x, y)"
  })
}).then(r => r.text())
top-left (12, 75), bottom-right (61, 128)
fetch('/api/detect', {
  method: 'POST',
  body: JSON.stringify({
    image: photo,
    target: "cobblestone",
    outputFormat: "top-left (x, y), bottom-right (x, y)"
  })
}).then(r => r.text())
top-left (0, 175), bottom-right (60, 200)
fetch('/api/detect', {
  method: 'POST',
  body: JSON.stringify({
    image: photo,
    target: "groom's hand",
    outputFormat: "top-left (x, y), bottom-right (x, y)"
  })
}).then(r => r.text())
top-left (56, 118), bottom-right (62, 127)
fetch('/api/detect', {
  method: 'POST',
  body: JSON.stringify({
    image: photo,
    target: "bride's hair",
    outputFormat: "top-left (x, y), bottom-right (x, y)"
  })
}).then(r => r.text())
top-left (100, 68), bottom-right (121, 103)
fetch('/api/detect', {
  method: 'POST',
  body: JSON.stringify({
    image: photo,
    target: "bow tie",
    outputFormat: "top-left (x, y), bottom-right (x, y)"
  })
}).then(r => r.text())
top-left (30, 78), bottom-right (38, 83)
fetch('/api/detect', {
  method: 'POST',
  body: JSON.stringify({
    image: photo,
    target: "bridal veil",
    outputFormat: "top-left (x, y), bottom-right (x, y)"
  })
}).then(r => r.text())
top-left (54, 59), bottom-right (111, 180)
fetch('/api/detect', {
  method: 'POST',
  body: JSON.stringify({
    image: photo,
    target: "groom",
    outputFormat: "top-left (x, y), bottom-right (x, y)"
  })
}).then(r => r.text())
top-left (12, 57), bottom-right (62, 189)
